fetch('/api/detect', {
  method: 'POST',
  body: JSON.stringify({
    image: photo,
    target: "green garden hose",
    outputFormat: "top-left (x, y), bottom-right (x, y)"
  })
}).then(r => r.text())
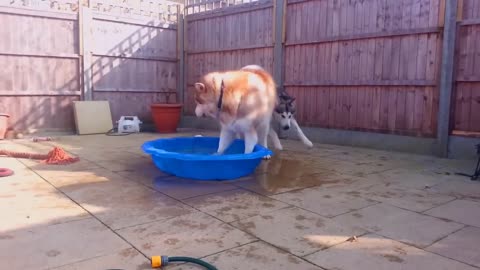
top-left (151, 256), bottom-right (217, 270)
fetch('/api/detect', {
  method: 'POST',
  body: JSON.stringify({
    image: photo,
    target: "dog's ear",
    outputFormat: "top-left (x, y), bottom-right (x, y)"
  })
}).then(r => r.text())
top-left (194, 83), bottom-right (206, 93)
top-left (288, 97), bottom-right (296, 104)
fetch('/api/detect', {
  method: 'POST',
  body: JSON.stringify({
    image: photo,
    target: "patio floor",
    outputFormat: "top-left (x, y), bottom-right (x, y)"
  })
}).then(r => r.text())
top-left (1, 130), bottom-right (480, 270)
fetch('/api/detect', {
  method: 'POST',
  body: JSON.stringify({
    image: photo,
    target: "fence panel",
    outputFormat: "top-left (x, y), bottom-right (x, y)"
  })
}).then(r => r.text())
top-left (88, 12), bottom-right (179, 122)
top-left (0, 6), bottom-right (80, 132)
top-left (452, 0), bottom-right (480, 136)
top-left (184, 0), bottom-right (445, 138)
top-left (284, 0), bottom-right (443, 137)
top-left (0, 0), bottom-right (180, 132)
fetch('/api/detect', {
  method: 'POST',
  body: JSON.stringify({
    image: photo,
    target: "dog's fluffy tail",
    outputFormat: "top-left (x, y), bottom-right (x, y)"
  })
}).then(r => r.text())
top-left (241, 65), bottom-right (265, 71)
top-left (241, 64), bottom-right (277, 111)
top-left (241, 65), bottom-right (276, 89)
top-left (242, 65), bottom-right (287, 98)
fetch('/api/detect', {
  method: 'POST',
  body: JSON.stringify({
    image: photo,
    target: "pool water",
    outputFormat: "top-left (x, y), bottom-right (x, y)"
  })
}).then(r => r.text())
top-left (174, 146), bottom-right (217, 155)
top-left (148, 137), bottom-right (247, 156)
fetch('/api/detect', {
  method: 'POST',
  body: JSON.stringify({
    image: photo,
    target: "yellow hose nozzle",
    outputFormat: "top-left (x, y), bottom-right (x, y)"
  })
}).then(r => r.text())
top-left (151, 255), bottom-right (163, 268)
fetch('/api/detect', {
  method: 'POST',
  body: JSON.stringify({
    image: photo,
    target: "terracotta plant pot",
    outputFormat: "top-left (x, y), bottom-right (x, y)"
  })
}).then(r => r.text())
top-left (0, 113), bottom-right (10, 140)
top-left (151, 104), bottom-right (182, 133)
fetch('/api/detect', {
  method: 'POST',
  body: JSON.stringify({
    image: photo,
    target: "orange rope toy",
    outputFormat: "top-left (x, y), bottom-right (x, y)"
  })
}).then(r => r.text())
top-left (0, 147), bottom-right (79, 165)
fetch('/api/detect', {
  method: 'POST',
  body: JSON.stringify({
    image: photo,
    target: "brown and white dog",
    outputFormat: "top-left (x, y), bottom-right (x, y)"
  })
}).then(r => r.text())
top-left (193, 66), bottom-right (277, 154)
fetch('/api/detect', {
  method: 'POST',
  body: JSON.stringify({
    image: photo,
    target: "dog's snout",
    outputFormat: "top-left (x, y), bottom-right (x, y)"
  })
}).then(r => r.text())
top-left (283, 126), bottom-right (290, 130)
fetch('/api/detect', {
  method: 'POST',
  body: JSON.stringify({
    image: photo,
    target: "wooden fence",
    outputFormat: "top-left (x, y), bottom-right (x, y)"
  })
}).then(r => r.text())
top-left (183, 0), bottom-right (478, 142)
top-left (452, 0), bottom-right (480, 136)
top-left (0, 0), bottom-right (180, 132)
top-left (284, 0), bottom-right (442, 137)
top-left (86, 8), bottom-right (179, 123)
top-left (0, 0), bottom-right (478, 148)
top-left (0, 6), bottom-right (81, 132)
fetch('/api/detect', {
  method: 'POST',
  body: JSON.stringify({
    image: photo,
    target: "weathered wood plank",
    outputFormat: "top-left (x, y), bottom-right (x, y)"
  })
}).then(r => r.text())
top-left (413, 87), bottom-right (425, 134)
top-left (429, 0), bottom-right (440, 27)
top-left (356, 86), bottom-right (366, 129)
top-left (387, 86), bottom-right (398, 131)
top-left (405, 88), bottom-right (416, 131)
top-left (469, 87), bottom-right (480, 131)
top-left (328, 87), bottom-right (336, 128)
top-left (379, 86), bottom-right (389, 130)
top-left (454, 83), bottom-right (472, 131)
top-left (372, 87), bottom-right (382, 129)
top-left (407, 35), bottom-right (419, 81)
top-left (381, 37), bottom-right (392, 80)
top-left (395, 87), bottom-right (407, 130)
top-left (422, 86), bottom-right (435, 134)
top-left (426, 33), bottom-right (439, 81)
top-left (364, 87), bottom-right (373, 129)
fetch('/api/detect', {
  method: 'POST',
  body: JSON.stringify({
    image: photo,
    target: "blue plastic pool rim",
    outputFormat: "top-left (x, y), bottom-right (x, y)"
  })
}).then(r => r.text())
top-left (141, 136), bottom-right (273, 161)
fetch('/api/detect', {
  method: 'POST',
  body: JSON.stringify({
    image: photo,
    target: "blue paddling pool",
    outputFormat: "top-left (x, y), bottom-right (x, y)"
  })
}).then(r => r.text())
top-left (141, 136), bottom-right (273, 181)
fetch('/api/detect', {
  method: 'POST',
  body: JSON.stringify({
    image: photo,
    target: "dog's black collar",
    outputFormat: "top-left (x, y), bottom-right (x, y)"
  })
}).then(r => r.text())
top-left (217, 80), bottom-right (225, 110)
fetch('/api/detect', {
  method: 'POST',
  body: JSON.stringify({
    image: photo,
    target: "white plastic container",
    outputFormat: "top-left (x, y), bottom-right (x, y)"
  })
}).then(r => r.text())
top-left (117, 116), bottom-right (142, 134)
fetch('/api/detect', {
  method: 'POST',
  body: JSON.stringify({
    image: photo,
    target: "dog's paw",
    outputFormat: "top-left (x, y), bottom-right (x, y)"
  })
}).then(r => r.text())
top-left (305, 140), bottom-right (314, 149)
top-left (262, 155), bottom-right (272, 160)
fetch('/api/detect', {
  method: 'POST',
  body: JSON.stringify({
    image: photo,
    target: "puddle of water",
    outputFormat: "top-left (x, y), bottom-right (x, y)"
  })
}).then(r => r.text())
top-left (144, 150), bottom-right (348, 195)
top-left (247, 152), bottom-right (346, 194)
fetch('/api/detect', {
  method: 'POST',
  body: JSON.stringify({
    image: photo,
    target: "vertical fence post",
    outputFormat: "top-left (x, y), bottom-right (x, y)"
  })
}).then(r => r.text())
top-left (79, 5), bottom-right (93, 101)
top-left (437, 0), bottom-right (458, 157)
top-left (177, 4), bottom-right (185, 110)
top-left (273, 0), bottom-right (286, 91)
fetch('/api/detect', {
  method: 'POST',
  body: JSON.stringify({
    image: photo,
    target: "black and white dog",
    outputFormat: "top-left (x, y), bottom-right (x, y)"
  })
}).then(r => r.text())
top-left (268, 90), bottom-right (313, 150)
top-left (239, 65), bottom-right (313, 151)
